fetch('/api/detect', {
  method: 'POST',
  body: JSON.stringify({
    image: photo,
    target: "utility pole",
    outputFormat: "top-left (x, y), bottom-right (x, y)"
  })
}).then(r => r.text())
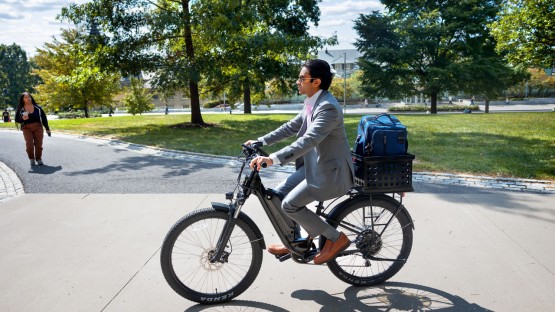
top-left (343, 52), bottom-right (346, 114)
top-left (2, 88), bottom-right (8, 109)
top-left (325, 49), bottom-right (347, 114)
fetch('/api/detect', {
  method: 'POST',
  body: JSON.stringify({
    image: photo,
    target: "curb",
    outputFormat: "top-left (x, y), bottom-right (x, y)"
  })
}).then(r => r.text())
top-left (0, 161), bottom-right (25, 204)
top-left (414, 172), bottom-right (555, 194)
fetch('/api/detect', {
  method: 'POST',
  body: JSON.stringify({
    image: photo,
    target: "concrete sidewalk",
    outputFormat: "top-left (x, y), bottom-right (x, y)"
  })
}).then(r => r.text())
top-left (1, 192), bottom-right (554, 311)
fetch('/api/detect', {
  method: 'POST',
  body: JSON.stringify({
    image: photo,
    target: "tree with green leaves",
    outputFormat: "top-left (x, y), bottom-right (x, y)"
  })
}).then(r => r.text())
top-left (123, 77), bottom-right (155, 115)
top-left (354, 0), bottom-right (518, 114)
top-left (60, 0), bottom-right (332, 122)
top-left (456, 54), bottom-right (527, 113)
top-left (489, 0), bottom-right (555, 69)
top-left (264, 78), bottom-right (296, 104)
top-left (33, 28), bottom-right (120, 117)
top-left (527, 68), bottom-right (555, 97)
top-left (0, 44), bottom-right (38, 109)
top-left (328, 76), bottom-right (355, 104)
top-left (193, 0), bottom-right (331, 114)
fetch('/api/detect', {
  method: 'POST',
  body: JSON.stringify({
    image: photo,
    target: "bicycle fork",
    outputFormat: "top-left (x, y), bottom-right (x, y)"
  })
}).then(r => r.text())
top-left (209, 202), bottom-right (240, 263)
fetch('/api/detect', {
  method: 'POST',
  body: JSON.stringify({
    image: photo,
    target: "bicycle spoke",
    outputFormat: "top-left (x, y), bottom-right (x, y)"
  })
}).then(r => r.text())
top-left (327, 196), bottom-right (413, 286)
top-left (164, 211), bottom-right (260, 297)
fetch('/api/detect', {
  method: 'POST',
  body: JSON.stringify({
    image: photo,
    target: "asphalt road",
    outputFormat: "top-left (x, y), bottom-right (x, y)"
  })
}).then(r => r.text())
top-left (0, 129), bottom-right (517, 196)
top-left (0, 130), bottom-right (291, 194)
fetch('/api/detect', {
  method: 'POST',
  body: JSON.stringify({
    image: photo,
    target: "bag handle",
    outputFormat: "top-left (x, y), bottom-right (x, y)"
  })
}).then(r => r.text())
top-left (373, 113), bottom-right (397, 126)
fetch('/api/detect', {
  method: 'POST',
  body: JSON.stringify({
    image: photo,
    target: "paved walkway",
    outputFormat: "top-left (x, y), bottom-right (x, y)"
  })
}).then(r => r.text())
top-left (1, 133), bottom-right (555, 311)
top-left (0, 133), bottom-right (553, 205)
top-left (1, 192), bottom-right (554, 311)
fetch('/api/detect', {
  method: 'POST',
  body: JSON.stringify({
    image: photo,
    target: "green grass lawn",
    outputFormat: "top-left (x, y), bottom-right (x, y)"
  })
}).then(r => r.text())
top-left (2, 112), bottom-right (554, 180)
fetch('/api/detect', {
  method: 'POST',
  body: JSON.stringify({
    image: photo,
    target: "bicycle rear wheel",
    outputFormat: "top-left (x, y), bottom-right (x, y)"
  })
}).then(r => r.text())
top-left (325, 196), bottom-right (413, 286)
top-left (160, 208), bottom-right (263, 304)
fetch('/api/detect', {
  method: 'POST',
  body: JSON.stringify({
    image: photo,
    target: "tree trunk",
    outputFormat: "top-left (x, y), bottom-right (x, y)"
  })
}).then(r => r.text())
top-left (485, 98), bottom-right (490, 114)
top-left (243, 80), bottom-right (252, 114)
top-left (189, 81), bottom-right (204, 124)
top-left (182, 0), bottom-right (204, 125)
top-left (430, 92), bottom-right (438, 114)
top-left (84, 102), bottom-right (90, 118)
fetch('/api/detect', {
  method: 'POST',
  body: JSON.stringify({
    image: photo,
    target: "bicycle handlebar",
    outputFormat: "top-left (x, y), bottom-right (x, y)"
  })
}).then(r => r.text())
top-left (241, 142), bottom-right (269, 170)
top-left (241, 142), bottom-right (269, 157)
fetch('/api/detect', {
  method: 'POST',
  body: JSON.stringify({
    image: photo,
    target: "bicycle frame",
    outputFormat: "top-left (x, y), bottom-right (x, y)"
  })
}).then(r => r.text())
top-left (209, 144), bottom-right (414, 264)
top-left (210, 161), bottom-right (310, 263)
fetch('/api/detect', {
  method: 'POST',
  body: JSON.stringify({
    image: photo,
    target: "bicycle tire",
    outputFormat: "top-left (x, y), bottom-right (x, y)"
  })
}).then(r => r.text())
top-left (160, 208), bottom-right (263, 304)
top-left (324, 196), bottom-right (413, 286)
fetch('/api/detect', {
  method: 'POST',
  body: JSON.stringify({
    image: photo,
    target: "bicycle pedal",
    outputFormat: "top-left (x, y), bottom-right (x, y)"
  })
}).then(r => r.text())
top-left (290, 249), bottom-right (318, 264)
top-left (276, 253), bottom-right (291, 262)
top-left (306, 249), bottom-right (318, 259)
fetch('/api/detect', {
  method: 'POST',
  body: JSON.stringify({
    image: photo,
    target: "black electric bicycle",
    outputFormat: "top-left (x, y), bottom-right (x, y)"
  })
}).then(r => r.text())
top-left (160, 143), bottom-right (415, 304)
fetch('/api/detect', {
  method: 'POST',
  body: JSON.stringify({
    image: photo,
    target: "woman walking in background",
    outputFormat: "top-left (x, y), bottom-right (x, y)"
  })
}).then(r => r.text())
top-left (14, 92), bottom-right (51, 166)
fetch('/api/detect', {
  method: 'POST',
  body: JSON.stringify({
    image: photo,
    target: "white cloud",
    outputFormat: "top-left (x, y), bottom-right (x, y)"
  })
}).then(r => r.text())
top-left (311, 0), bottom-right (384, 49)
top-left (0, 0), bottom-right (86, 54)
top-left (20, 0), bottom-right (75, 12)
top-left (320, 0), bottom-right (382, 17)
top-left (0, 13), bottom-right (21, 20)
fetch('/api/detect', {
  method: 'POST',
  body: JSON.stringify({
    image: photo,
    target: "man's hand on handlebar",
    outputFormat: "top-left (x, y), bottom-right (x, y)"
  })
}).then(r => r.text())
top-left (244, 140), bottom-right (259, 146)
top-left (250, 156), bottom-right (273, 170)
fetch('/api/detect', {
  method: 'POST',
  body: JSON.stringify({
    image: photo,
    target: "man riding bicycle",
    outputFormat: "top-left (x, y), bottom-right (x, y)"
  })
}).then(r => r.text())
top-left (246, 59), bottom-right (354, 265)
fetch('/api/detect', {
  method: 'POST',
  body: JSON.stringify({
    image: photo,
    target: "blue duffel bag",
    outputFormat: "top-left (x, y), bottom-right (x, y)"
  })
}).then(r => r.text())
top-left (353, 113), bottom-right (408, 156)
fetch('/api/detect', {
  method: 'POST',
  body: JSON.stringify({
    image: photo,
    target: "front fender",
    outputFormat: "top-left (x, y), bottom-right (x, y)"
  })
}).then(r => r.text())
top-left (211, 202), bottom-right (266, 249)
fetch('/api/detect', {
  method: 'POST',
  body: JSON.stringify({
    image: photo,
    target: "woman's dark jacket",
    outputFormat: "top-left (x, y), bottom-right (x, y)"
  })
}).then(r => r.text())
top-left (15, 104), bottom-right (50, 131)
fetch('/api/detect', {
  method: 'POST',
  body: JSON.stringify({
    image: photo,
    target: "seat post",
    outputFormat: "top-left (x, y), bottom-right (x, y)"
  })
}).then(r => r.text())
top-left (315, 201), bottom-right (324, 215)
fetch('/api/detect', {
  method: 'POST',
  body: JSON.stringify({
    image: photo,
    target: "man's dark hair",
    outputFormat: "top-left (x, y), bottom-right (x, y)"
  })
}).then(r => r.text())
top-left (303, 59), bottom-right (333, 90)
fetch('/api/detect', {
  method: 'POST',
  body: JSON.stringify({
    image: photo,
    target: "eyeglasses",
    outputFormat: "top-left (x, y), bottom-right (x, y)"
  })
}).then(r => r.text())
top-left (297, 76), bottom-right (316, 82)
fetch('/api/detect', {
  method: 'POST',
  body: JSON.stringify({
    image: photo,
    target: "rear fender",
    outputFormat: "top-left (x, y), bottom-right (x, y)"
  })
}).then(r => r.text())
top-left (328, 194), bottom-right (415, 230)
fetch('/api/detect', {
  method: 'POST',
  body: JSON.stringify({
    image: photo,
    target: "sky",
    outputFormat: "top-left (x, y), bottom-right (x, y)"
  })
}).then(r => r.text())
top-left (0, 0), bottom-right (384, 57)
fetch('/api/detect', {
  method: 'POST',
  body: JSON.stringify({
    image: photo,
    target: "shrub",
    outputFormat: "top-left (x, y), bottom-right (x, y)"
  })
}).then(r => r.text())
top-left (389, 105), bottom-right (480, 112)
top-left (123, 78), bottom-right (154, 115)
top-left (57, 111), bottom-right (101, 119)
top-left (203, 100), bottom-right (223, 108)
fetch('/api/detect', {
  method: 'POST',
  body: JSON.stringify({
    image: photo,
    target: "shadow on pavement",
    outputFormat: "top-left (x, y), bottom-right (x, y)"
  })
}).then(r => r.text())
top-left (28, 164), bottom-right (63, 175)
top-left (63, 154), bottom-right (222, 179)
top-left (184, 282), bottom-right (492, 311)
top-left (415, 186), bottom-right (555, 224)
top-left (185, 300), bottom-right (289, 312)
top-left (342, 282), bottom-right (492, 311)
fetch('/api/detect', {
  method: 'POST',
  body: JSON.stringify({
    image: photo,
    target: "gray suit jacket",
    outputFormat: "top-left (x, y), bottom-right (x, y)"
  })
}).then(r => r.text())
top-left (261, 90), bottom-right (354, 201)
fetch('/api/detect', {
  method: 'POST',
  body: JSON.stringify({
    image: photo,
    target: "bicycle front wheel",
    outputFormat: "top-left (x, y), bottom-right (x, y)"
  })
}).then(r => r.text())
top-left (160, 208), bottom-right (263, 304)
top-left (326, 196), bottom-right (413, 286)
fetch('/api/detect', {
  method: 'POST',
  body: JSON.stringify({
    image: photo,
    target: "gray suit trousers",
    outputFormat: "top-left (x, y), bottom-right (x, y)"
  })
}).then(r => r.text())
top-left (275, 167), bottom-right (340, 240)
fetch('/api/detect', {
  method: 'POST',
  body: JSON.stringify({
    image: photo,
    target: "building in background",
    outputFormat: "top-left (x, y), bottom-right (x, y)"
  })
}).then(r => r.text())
top-left (317, 49), bottom-right (361, 78)
top-left (120, 73), bottom-right (193, 111)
